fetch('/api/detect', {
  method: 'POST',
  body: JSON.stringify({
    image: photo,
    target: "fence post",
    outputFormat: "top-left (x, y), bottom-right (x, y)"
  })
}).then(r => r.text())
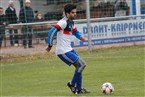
top-left (86, 0), bottom-right (92, 51)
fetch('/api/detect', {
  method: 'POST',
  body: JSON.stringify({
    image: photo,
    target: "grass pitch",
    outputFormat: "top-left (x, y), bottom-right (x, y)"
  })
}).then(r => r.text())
top-left (1, 46), bottom-right (144, 96)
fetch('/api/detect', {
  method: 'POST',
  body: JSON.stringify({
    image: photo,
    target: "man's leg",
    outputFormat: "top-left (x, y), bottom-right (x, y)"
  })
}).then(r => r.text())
top-left (28, 27), bottom-right (33, 48)
top-left (28, 34), bottom-right (33, 48)
top-left (9, 29), bottom-right (14, 46)
top-left (0, 37), bottom-right (2, 48)
top-left (72, 58), bottom-right (86, 90)
top-left (14, 29), bottom-right (19, 44)
top-left (0, 30), bottom-right (5, 48)
top-left (72, 58), bottom-right (90, 94)
top-left (58, 50), bottom-right (90, 94)
top-left (22, 27), bottom-right (27, 48)
top-left (58, 50), bottom-right (79, 94)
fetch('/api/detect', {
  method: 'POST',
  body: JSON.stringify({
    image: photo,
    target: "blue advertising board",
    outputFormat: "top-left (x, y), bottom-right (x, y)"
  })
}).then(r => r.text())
top-left (72, 19), bottom-right (145, 47)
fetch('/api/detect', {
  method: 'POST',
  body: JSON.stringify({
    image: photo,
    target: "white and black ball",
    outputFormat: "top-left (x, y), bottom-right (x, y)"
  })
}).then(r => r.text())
top-left (101, 82), bottom-right (114, 95)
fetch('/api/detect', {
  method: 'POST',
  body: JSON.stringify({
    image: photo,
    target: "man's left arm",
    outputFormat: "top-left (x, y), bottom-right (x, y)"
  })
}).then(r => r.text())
top-left (72, 29), bottom-right (86, 41)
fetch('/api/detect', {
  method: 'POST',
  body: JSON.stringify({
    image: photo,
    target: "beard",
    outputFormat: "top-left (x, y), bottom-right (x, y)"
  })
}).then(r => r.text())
top-left (70, 15), bottom-right (76, 20)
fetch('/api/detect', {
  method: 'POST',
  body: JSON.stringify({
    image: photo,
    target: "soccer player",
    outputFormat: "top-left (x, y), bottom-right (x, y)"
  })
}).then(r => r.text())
top-left (46, 4), bottom-right (90, 94)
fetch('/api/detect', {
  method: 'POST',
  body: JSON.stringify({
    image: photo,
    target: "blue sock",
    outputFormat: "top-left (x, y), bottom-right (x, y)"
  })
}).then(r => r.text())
top-left (71, 70), bottom-right (82, 90)
top-left (71, 70), bottom-right (78, 86)
top-left (76, 73), bottom-right (82, 91)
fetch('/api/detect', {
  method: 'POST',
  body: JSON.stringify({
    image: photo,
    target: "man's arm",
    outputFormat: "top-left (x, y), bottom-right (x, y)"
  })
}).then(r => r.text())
top-left (46, 20), bottom-right (66, 52)
top-left (72, 30), bottom-right (86, 41)
top-left (19, 8), bottom-right (24, 23)
top-left (0, 15), bottom-right (9, 26)
top-left (46, 26), bottom-right (58, 52)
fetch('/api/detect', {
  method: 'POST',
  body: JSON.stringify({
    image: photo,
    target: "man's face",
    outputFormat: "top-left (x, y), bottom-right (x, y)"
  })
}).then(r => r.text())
top-left (0, 8), bottom-right (3, 14)
top-left (67, 9), bottom-right (77, 20)
top-left (9, 2), bottom-right (14, 7)
top-left (26, 2), bottom-right (31, 7)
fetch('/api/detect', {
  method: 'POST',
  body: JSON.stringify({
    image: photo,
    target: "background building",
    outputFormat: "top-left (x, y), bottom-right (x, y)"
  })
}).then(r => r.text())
top-left (0, 0), bottom-right (144, 21)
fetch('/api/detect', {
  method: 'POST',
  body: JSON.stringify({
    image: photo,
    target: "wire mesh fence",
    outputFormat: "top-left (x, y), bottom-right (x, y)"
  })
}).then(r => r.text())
top-left (0, 0), bottom-right (145, 48)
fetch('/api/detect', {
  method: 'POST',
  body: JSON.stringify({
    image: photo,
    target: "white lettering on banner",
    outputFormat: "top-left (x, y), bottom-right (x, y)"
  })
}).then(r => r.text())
top-left (104, 38), bottom-right (125, 43)
top-left (83, 25), bottom-right (108, 34)
top-left (110, 22), bottom-right (145, 32)
top-left (72, 19), bottom-right (145, 47)
top-left (81, 20), bottom-right (145, 36)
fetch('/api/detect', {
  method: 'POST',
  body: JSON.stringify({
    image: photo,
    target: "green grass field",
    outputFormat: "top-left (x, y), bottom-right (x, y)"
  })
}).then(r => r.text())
top-left (1, 46), bottom-right (145, 96)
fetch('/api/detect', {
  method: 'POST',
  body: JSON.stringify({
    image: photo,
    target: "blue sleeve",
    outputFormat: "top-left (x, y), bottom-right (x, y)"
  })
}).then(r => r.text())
top-left (72, 30), bottom-right (82, 40)
top-left (47, 26), bottom-right (58, 46)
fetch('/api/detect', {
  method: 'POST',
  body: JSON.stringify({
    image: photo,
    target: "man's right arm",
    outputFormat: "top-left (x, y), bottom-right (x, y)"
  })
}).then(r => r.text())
top-left (46, 26), bottom-right (58, 52)
top-left (46, 20), bottom-right (66, 52)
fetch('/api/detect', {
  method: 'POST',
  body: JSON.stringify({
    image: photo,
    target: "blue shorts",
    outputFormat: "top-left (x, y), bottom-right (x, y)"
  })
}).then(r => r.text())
top-left (57, 50), bottom-right (79, 66)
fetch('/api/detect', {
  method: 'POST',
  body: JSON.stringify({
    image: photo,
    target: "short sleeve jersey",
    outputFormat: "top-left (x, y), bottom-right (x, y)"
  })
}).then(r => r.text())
top-left (54, 17), bottom-right (77, 54)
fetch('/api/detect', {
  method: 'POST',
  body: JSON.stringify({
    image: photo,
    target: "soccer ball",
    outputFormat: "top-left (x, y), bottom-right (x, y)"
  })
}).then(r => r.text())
top-left (101, 82), bottom-right (114, 95)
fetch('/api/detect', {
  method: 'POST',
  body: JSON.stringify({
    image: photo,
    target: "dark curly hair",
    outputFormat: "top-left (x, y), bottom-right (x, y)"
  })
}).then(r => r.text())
top-left (64, 4), bottom-right (77, 14)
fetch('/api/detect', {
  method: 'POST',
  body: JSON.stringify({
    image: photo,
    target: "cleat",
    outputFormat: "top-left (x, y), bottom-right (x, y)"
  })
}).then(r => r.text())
top-left (77, 88), bottom-right (91, 94)
top-left (67, 82), bottom-right (77, 94)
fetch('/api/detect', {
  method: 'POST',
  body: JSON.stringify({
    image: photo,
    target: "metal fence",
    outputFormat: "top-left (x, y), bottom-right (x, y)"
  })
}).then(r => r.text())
top-left (0, 0), bottom-right (145, 49)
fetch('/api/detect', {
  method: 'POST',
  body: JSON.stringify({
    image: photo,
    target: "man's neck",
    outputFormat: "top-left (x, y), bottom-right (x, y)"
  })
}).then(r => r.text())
top-left (65, 16), bottom-right (73, 21)
top-left (68, 17), bottom-right (73, 21)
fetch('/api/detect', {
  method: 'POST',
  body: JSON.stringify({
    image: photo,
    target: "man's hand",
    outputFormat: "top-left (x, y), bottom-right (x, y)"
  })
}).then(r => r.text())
top-left (46, 46), bottom-right (52, 53)
top-left (3, 22), bottom-right (6, 26)
top-left (80, 36), bottom-right (86, 42)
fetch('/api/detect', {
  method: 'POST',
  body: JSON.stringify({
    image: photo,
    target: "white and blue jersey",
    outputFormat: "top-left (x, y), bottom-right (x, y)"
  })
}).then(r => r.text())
top-left (48, 17), bottom-right (83, 65)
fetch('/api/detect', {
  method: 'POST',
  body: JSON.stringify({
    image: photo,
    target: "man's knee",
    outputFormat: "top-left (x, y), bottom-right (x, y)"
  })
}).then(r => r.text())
top-left (76, 58), bottom-right (86, 73)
